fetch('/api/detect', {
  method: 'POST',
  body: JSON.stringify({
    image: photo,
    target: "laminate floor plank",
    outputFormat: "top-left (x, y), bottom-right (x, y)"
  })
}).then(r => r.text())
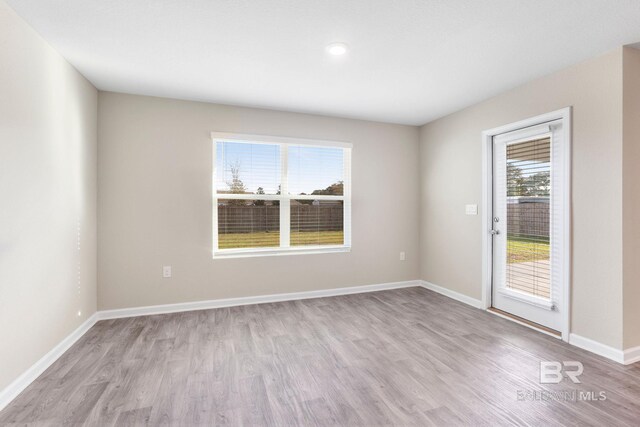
top-left (2, 287), bottom-right (640, 426)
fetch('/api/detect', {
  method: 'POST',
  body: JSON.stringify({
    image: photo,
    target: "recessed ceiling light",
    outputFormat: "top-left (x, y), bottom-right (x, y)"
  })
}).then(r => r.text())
top-left (326, 42), bottom-right (349, 56)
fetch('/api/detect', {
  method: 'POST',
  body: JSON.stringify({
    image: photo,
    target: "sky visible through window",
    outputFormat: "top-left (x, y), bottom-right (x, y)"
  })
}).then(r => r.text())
top-left (507, 159), bottom-right (550, 177)
top-left (216, 142), bottom-right (343, 195)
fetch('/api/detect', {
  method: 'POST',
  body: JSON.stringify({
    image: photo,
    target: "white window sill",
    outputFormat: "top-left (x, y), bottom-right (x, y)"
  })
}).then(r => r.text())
top-left (213, 245), bottom-right (351, 259)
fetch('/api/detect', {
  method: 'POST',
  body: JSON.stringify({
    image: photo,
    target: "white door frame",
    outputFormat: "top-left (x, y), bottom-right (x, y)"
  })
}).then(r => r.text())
top-left (481, 107), bottom-right (572, 342)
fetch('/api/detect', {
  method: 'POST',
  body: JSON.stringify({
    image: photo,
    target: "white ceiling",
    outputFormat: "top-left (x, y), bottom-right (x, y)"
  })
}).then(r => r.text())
top-left (6, 0), bottom-right (640, 125)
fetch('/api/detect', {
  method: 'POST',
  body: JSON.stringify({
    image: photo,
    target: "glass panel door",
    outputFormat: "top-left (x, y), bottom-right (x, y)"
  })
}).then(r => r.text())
top-left (491, 120), bottom-right (565, 333)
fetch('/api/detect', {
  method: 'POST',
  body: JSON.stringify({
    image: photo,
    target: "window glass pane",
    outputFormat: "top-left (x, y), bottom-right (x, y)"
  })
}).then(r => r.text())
top-left (288, 146), bottom-right (343, 196)
top-left (217, 199), bottom-right (280, 249)
top-left (506, 137), bottom-right (551, 299)
top-left (216, 142), bottom-right (280, 195)
top-left (290, 200), bottom-right (344, 246)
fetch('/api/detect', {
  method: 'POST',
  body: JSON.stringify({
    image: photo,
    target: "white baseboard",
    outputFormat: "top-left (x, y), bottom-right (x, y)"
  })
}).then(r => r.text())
top-left (624, 345), bottom-right (640, 365)
top-left (568, 336), bottom-right (640, 365)
top-left (569, 334), bottom-right (640, 365)
top-left (419, 280), bottom-right (484, 309)
top-left (0, 313), bottom-right (99, 412)
top-left (569, 333), bottom-right (625, 364)
top-left (98, 280), bottom-right (421, 320)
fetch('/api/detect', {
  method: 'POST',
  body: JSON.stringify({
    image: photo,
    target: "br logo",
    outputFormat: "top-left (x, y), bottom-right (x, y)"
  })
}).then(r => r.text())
top-left (539, 361), bottom-right (584, 384)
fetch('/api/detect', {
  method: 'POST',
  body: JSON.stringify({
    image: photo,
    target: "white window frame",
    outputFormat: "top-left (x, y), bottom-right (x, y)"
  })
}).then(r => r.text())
top-left (211, 132), bottom-right (352, 259)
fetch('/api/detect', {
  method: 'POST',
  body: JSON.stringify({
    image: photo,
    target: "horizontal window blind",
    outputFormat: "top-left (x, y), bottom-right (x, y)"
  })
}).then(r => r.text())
top-left (217, 199), bottom-right (280, 249)
top-left (505, 137), bottom-right (551, 299)
top-left (288, 146), bottom-right (344, 196)
top-left (212, 135), bottom-right (351, 255)
top-left (290, 200), bottom-right (344, 246)
top-left (216, 142), bottom-right (281, 195)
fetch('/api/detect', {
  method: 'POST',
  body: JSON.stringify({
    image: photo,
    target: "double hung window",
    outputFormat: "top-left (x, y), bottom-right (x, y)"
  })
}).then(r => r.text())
top-left (212, 133), bottom-right (352, 258)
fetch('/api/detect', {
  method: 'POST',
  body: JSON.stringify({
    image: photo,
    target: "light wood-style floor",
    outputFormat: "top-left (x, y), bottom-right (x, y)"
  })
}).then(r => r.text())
top-left (2, 287), bottom-right (640, 426)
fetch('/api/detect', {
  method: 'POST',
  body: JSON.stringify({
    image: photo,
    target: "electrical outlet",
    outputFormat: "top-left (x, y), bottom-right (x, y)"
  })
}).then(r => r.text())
top-left (163, 266), bottom-right (172, 278)
top-left (400, 251), bottom-right (406, 261)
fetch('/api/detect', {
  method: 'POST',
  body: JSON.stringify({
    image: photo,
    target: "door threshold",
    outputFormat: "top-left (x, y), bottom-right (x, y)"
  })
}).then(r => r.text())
top-left (487, 307), bottom-right (561, 339)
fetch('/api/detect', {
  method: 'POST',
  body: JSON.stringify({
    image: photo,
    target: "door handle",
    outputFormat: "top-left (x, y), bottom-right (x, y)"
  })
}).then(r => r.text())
top-left (490, 229), bottom-right (500, 236)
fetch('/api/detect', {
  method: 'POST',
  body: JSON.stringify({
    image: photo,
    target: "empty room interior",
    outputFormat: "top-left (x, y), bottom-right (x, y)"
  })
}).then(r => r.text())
top-left (3, 0), bottom-right (640, 425)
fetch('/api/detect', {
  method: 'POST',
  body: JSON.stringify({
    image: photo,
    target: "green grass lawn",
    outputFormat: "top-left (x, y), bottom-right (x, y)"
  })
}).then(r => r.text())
top-left (220, 231), bottom-right (546, 261)
top-left (507, 236), bottom-right (550, 263)
top-left (219, 231), bottom-right (344, 249)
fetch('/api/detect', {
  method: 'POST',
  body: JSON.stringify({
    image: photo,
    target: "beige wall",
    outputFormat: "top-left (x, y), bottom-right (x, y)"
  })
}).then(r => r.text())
top-left (419, 49), bottom-right (624, 349)
top-left (0, 1), bottom-right (97, 392)
top-left (2, 0), bottom-right (636, 399)
top-left (97, 92), bottom-right (420, 310)
top-left (623, 47), bottom-right (640, 349)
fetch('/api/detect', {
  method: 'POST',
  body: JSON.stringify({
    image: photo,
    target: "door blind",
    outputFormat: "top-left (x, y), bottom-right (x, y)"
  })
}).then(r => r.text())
top-left (505, 137), bottom-right (551, 299)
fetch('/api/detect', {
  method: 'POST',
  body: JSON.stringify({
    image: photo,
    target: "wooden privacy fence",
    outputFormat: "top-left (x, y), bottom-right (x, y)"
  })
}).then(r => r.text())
top-left (507, 198), bottom-right (549, 239)
top-left (218, 204), bottom-right (344, 234)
